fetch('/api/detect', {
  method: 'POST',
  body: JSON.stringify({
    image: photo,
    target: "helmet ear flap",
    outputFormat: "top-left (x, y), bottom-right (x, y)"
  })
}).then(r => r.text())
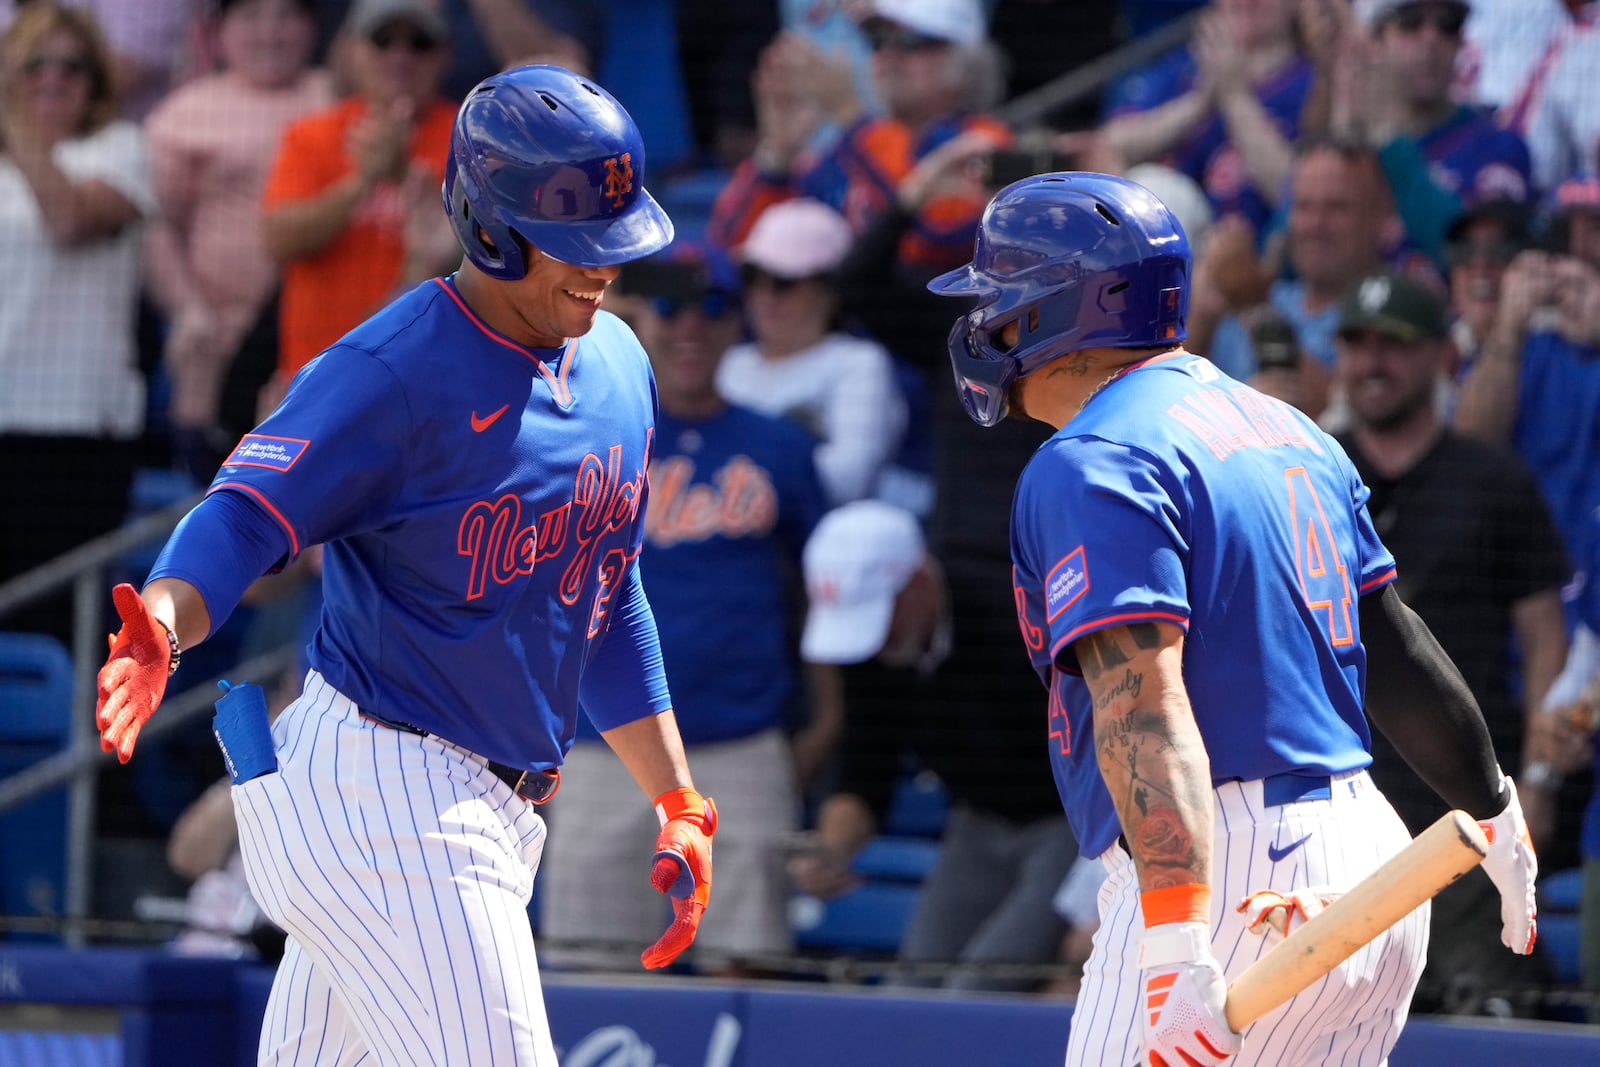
top-left (446, 165), bottom-right (527, 280)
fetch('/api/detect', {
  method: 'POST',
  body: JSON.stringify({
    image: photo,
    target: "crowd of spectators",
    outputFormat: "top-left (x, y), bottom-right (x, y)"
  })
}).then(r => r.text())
top-left (3, 0), bottom-right (1600, 1015)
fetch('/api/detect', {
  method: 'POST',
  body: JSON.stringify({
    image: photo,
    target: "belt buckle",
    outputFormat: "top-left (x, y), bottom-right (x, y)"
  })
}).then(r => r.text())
top-left (512, 768), bottom-right (561, 805)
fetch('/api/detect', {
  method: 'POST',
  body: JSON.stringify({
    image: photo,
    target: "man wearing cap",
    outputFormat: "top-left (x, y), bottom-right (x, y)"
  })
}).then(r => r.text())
top-left (792, 500), bottom-right (1080, 993)
top-left (1343, 1), bottom-right (1533, 215)
top-left (1333, 270), bottom-right (1570, 1014)
top-left (1445, 197), bottom-right (1533, 372)
top-left (262, 0), bottom-right (460, 390)
top-left (709, 0), bottom-right (1009, 276)
top-left (540, 239), bottom-right (829, 974)
top-left (1455, 174), bottom-right (1600, 557)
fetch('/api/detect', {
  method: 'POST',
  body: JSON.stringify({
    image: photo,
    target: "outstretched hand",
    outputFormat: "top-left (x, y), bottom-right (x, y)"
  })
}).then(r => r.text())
top-left (96, 583), bottom-right (175, 763)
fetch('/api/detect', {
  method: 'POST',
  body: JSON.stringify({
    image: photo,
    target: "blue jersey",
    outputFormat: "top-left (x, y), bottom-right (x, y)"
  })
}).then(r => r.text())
top-left (1512, 330), bottom-right (1600, 559)
top-left (1418, 105), bottom-right (1533, 206)
top-left (1009, 352), bottom-right (1396, 856)
top-left (1105, 48), bottom-right (1314, 234)
top-left (576, 404), bottom-right (826, 745)
top-left (197, 278), bottom-right (671, 771)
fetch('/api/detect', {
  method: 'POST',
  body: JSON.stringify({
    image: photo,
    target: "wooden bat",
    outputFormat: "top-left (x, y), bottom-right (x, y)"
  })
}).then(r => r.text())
top-left (1224, 809), bottom-right (1489, 1031)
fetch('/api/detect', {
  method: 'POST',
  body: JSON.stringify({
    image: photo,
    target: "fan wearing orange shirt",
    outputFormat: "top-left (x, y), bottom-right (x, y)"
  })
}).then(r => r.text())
top-left (261, 0), bottom-right (461, 389)
top-left (708, 0), bottom-right (1009, 278)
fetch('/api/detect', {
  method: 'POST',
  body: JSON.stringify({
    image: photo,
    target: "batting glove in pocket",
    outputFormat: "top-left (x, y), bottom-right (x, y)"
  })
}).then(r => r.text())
top-left (1235, 887), bottom-right (1335, 941)
top-left (1140, 921), bottom-right (1241, 1067)
top-left (641, 787), bottom-right (717, 969)
top-left (1478, 775), bottom-right (1538, 954)
top-left (96, 583), bottom-right (176, 763)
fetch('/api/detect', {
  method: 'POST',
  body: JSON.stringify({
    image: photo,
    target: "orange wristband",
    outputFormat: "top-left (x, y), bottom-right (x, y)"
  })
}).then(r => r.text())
top-left (1141, 883), bottom-right (1212, 927)
top-left (652, 787), bottom-right (706, 826)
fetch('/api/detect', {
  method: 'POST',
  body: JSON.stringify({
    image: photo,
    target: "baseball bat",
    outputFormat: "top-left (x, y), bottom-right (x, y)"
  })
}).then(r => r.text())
top-left (1223, 809), bottom-right (1489, 1032)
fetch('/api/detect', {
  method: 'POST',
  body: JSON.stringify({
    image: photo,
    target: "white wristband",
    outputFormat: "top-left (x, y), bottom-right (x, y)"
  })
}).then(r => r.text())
top-left (1139, 921), bottom-right (1212, 968)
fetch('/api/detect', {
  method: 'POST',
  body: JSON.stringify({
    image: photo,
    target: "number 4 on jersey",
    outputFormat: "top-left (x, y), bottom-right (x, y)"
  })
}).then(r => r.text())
top-left (1284, 466), bottom-right (1354, 647)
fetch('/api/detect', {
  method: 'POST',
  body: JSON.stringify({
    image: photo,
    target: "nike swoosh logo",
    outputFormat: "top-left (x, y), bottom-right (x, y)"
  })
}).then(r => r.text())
top-left (1267, 834), bottom-right (1312, 863)
top-left (471, 404), bottom-right (511, 433)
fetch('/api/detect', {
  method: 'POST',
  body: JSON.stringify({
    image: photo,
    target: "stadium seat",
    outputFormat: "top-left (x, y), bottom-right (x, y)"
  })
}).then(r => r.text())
top-left (791, 882), bottom-right (921, 954)
top-left (883, 770), bottom-right (949, 839)
top-left (789, 836), bottom-right (939, 956)
top-left (0, 632), bottom-right (74, 940)
top-left (851, 836), bottom-right (940, 883)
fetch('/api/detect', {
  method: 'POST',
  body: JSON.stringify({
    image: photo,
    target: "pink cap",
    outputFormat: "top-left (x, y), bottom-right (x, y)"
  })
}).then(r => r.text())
top-left (738, 199), bottom-right (854, 279)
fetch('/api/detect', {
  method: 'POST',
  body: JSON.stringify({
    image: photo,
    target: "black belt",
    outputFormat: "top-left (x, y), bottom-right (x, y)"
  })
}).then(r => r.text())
top-left (359, 709), bottom-right (561, 804)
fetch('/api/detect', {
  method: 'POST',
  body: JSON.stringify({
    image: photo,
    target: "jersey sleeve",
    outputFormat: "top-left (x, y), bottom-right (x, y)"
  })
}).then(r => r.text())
top-left (579, 558), bottom-right (674, 732)
top-left (208, 349), bottom-right (410, 560)
top-left (1340, 449), bottom-right (1399, 596)
top-left (1012, 437), bottom-right (1191, 671)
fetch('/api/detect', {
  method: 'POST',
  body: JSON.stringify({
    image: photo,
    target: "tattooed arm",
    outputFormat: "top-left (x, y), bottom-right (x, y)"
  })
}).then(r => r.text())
top-left (1076, 621), bottom-right (1214, 894)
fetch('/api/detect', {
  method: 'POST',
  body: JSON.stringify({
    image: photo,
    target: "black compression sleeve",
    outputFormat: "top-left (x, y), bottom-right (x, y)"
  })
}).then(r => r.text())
top-left (1359, 584), bottom-right (1508, 819)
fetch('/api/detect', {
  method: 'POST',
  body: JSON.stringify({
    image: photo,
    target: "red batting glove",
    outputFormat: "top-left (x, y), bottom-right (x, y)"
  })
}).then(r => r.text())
top-left (641, 787), bottom-right (717, 969)
top-left (1236, 888), bottom-right (1333, 939)
top-left (96, 583), bottom-right (175, 763)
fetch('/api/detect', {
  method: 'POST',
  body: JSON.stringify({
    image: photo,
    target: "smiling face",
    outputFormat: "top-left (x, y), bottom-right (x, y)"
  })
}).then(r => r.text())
top-left (868, 26), bottom-right (960, 127)
top-left (1288, 147), bottom-right (1388, 293)
top-left (1373, 2), bottom-right (1465, 110)
top-left (15, 26), bottom-right (92, 135)
top-left (350, 16), bottom-right (447, 106)
top-left (498, 243), bottom-right (622, 347)
top-left (1337, 328), bottom-right (1441, 432)
top-left (743, 269), bottom-right (836, 356)
top-left (1447, 215), bottom-right (1518, 337)
top-left (219, 0), bottom-right (316, 90)
top-left (636, 291), bottom-right (743, 414)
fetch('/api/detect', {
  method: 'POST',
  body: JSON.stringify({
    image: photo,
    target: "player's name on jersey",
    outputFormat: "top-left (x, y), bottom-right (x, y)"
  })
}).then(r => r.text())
top-left (1166, 384), bottom-right (1325, 462)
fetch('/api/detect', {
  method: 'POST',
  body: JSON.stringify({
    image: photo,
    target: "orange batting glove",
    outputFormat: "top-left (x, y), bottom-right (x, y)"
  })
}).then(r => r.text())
top-left (1236, 888), bottom-right (1333, 939)
top-left (96, 583), bottom-right (178, 763)
top-left (641, 787), bottom-right (717, 969)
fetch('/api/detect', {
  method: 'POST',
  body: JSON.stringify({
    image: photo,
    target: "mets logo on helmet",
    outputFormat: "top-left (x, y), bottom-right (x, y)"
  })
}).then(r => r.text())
top-left (603, 154), bottom-right (634, 208)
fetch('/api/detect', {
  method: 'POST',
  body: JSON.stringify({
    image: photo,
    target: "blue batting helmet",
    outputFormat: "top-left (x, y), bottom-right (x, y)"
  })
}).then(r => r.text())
top-left (443, 64), bottom-right (673, 277)
top-left (927, 172), bottom-right (1190, 426)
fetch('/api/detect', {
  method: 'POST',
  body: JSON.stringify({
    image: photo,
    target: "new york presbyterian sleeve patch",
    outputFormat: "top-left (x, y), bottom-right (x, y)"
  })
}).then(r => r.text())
top-left (1046, 546), bottom-right (1089, 623)
top-left (225, 434), bottom-right (311, 472)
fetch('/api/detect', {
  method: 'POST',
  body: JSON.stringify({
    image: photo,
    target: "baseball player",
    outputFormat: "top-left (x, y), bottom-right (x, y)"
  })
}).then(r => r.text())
top-left (93, 65), bottom-right (716, 1065)
top-left (927, 172), bottom-right (1539, 1066)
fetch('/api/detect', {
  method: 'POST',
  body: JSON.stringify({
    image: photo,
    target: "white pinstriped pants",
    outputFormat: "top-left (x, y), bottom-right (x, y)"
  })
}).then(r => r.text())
top-left (232, 671), bottom-right (557, 1066)
top-left (1065, 770), bottom-right (1427, 1066)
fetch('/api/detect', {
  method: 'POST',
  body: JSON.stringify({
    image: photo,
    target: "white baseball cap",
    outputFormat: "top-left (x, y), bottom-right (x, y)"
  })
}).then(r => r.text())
top-left (801, 501), bottom-right (925, 665)
top-left (863, 0), bottom-right (987, 46)
top-left (345, 0), bottom-right (449, 42)
top-left (1354, 0), bottom-right (1470, 30)
top-left (738, 198), bottom-right (854, 280)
